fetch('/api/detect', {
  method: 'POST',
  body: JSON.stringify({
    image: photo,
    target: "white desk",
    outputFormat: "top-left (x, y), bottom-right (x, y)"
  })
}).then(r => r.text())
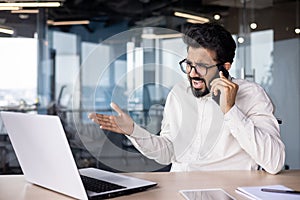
top-left (0, 170), bottom-right (300, 200)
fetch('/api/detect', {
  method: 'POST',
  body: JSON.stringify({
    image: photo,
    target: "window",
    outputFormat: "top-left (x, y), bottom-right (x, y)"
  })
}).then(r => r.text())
top-left (0, 38), bottom-right (37, 107)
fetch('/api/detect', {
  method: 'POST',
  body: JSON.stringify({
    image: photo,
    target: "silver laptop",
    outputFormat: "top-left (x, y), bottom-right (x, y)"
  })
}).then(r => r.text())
top-left (0, 111), bottom-right (157, 200)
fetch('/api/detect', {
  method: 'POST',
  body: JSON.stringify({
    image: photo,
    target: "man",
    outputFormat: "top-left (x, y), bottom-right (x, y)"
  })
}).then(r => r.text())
top-left (88, 23), bottom-right (285, 174)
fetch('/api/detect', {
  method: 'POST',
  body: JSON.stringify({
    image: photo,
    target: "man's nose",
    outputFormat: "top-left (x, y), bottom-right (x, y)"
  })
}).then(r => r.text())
top-left (189, 67), bottom-right (199, 76)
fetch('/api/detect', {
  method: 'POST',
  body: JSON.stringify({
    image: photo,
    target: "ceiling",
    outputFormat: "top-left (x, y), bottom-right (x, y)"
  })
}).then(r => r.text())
top-left (47, 0), bottom-right (230, 27)
top-left (0, 0), bottom-right (298, 39)
top-left (48, 0), bottom-right (293, 20)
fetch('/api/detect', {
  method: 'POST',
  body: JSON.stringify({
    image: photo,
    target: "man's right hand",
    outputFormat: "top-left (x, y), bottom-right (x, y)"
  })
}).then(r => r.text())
top-left (88, 102), bottom-right (134, 135)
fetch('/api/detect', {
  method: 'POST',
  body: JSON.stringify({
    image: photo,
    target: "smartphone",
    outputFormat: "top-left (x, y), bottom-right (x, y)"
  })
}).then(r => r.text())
top-left (218, 65), bottom-right (229, 79)
top-left (179, 188), bottom-right (235, 200)
top-left (212, 65), bottom-right (229, 105)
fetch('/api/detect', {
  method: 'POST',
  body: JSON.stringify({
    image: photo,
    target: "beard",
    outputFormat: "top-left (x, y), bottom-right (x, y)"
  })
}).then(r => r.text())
top-left (189, 76), bottom-right (210, 98)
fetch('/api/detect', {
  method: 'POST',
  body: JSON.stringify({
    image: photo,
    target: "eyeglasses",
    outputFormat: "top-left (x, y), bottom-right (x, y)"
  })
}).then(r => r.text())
top-left (179, 59), bottom-right (221, 76)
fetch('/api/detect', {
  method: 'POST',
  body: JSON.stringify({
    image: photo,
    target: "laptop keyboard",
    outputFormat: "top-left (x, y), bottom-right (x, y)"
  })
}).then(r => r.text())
top-left (81, 175), bottom-right (126, 193)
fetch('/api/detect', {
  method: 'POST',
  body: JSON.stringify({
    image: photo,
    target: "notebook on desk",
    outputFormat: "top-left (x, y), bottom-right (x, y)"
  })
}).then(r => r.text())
top-left (236, 185), bottom-right (300, 200)
top-left (0, 111), bottom-right (157, 200)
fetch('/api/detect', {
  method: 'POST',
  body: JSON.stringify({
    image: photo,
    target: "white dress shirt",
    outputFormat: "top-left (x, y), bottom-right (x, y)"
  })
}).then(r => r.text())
top-left (127, 78), bottom-right (285, 174)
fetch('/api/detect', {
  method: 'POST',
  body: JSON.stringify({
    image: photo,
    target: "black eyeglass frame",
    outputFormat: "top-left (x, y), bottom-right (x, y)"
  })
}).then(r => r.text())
top-left (179, 58), bottom-right (223, 76)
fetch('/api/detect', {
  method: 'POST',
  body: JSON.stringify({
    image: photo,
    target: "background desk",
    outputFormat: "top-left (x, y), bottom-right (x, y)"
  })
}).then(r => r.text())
top-left (0, 170), bottom-right (299, 200)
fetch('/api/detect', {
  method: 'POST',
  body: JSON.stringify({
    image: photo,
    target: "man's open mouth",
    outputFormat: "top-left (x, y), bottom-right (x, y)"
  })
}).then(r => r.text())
top-left (190, 77), bottom-right (205, 90)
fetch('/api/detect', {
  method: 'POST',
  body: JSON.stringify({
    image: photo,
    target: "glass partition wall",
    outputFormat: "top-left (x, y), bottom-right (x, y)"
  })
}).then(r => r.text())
top-left (232, 1), bottom-right (300, 170)
top-left (0, 0), bottom-right (299, 173)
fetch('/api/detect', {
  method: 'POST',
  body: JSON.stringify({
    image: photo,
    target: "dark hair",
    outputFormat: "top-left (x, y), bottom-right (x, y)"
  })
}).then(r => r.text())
top-left (183, 22), bottom-right (236, 64)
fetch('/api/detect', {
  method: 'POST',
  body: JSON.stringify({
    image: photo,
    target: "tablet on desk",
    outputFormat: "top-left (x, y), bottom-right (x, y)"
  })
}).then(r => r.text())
top-left (179, 188), bottom-right (235, 200)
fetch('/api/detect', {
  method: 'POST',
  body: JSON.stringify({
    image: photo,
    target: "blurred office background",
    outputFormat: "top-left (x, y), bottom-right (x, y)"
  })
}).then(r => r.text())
top-left (0, 0), bottom-right (299, 174)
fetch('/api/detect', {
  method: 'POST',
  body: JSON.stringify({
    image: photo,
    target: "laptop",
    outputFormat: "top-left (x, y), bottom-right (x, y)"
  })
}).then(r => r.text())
top-left (0, 111), bottom-right (157, 199)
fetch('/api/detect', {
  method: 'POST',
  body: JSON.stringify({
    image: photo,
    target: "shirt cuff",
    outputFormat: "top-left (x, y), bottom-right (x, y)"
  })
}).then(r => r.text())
top-left (128, 123), bottom-right (150, 138)
top-left (224, 105), bottom-right (248, 137)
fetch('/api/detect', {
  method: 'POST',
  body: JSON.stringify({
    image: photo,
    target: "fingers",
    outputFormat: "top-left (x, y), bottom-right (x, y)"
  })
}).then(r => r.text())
top-left (210, 71), bottom-right (232, 93)
top-left (99, 116), bottom-right (118, 130)
top-left (210, 71), bottom-right (228, 85)
top-left (211, 80), bottom-right (235, 96)
top-left (88, 102), bottom-right (123, 125)
top-left (219, 71), bottom-right (225, 78)
top-left (110, 102), bottom-right (124, 116)
top-left (88, 103), bottom-right (132, 135)
top-left (88, 112), bottom-right (99, 123)
top-left (88, 112), bottom-right (124, 132)
top-left (88, 112), bottom-right (111, 125)
top-left (210, 79), bottom-right (222, 96)
top-left (88, 112), bottom-right (96, 119)
top-left (96, 113), bottom-right (111, 124)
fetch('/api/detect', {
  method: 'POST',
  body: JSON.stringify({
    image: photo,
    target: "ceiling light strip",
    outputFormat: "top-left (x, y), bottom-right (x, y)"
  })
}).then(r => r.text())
top-left (11, 9), bottom-right (39, 14)
top-left (141, 33), bottom-right (183, 39)
top-left (0, 6), bottom-right (21, 10)
top-left (187, 19), bottom-right (207, 24)
top-left (0, 2), bottom-right (61, 7)
top-left (174, 11), bottom-right (209, 23)
top-left (0, 27), bottom-right (14, 35)
top-left (47, 20), bottom-right (90, 26)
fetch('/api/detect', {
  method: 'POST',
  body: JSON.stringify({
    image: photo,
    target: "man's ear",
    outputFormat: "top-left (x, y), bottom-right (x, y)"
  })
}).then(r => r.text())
top-left (224, 62), bottom-right (231, 71)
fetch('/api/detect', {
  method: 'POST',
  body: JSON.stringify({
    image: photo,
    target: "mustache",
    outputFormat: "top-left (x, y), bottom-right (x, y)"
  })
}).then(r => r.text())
top-left (189, 76), bottom-right (211, 93)
top-left (189, 76), bottom-right (205, 82)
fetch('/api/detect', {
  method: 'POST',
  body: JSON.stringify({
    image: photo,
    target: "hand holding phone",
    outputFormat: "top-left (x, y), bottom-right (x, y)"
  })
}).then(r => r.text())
top-left (210, 70), bottom-right (238, 113)
top-left (218, 65), bottom-right (229, 79)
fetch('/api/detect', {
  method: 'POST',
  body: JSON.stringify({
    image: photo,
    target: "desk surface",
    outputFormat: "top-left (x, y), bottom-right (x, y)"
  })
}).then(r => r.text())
top-left (0, 170), bottom-right (299, 200)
